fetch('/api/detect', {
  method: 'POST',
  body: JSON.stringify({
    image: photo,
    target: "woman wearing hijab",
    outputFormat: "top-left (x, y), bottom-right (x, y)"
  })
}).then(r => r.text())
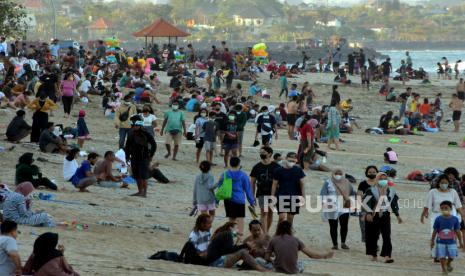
top-left (320, 169), bottom-right (356, 250)
top-left (27, 93), bottom-right (58, 143)
top-left (363, 172), bottom-right (403, 263)
top-left (15, 152), bottom-right (58, 190)
top-left (23, 232), bottom-right (80, 276)
top-left (3, 182), bottom-right (55, 227)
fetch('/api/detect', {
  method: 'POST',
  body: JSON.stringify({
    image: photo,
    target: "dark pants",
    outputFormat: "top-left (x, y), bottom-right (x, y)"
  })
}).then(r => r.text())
top-left (365, 212), bottom-right (392, 257)
top-left (329, 213), bottom-right (349, 246)
top-left (62, 96), bottom-right (73, 115)
top-left (119, 128), bottom-right (131, 149)
top-left (31, 178), bottom-right (58, 190)
top-left (279, 87), bottom-right (288, 98)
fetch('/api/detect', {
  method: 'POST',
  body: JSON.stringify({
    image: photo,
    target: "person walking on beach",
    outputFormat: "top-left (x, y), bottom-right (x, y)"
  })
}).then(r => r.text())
top-left (279, 72), bottom-right (288, 98)
top-left (456, 78), bottom-right (465, 101)
top-left (364, 172), bottom-right (403, 263)
top-left (320, 169), bottom-right (355, 250)
top-left (405, 51), bottom-right (412, 68)
top-left (193, 161), bottom-right (216, 219)
top-left (114, 94), bottom-right (137, 149)
top-left (332, 48), bottom-right (342, 74)
top-left (381, 58), bottom-right (392, 80)
top-left (125, 115), bottom-right (156, 197)
top-left (160, 101), bottom-right (186, 161)
top-left (449, 94), bottom-right (463, 132)
top-left (250, 146), bottom-right (281, 234)
top-left (326, 100), bottom-right (342, 151)
top-left (217, 157), bottom-right (255, 238)
top-left (272, 152), bottom-right (305, 226)
top-left (287, 97), bottom-right (298, 140)
top-left (358, 166), bottom-right (379, 243)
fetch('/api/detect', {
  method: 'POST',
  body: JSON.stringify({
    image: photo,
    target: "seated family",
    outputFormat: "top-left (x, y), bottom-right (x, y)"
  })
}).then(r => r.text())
top-left (179, 215), bottom-right (334, 274)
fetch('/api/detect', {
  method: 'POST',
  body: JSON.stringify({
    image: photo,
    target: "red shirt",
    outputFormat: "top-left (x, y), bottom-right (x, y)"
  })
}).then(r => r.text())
top-left (278, 64), bottom-right (287, 74)
top-left (299, 123), bottom-right (314, 143)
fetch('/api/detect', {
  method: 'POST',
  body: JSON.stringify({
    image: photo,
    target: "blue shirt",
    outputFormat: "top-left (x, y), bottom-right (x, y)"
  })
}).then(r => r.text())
top-left (289, 89), bottom-right (299, 97)
top-left (134, 87), bottom-right (144, 102)
top-left (186, 98), bottom-right (199, 112)
top-left (434, 215), bottom-right (460, 244)
top-left (249, 85), bottom-right (261, 96)
top-left (71, 160), bottom-right (91, 186)
top-left (273, 166), bottom-right (305, 196)
top-left (50, 44), bottom-right (60, 57)
top-left (217, 170), bottom-right (254, 205)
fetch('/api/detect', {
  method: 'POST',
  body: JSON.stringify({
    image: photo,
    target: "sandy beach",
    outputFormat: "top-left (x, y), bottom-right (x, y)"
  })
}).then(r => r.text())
top-left (1, 71), bottom-right (464, 276)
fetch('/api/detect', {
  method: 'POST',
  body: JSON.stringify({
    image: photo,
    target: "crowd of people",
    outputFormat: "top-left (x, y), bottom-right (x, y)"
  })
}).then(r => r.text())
top-left (1, 36), bottom-right (465, 275)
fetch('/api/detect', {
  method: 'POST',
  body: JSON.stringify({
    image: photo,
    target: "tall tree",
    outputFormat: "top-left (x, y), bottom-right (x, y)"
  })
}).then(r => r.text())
top-left (0, 0), bottom-right (27, 37)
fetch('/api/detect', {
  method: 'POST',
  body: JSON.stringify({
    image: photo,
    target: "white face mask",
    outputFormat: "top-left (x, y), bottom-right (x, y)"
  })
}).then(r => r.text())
top-left (334, 175), bottom-right (343, 181)
top-left (172, 105), bottom-right (179, 111)
top-left (439, 183), bottom-right (449, 190)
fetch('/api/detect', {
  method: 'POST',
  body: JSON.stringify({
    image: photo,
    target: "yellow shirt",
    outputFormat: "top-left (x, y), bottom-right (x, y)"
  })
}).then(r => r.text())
top-left (27, 98), bottom-right (58, 112)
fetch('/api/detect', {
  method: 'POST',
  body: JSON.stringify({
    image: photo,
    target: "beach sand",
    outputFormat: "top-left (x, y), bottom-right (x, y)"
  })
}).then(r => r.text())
top-left (0, 72), bottom-right (464, 276)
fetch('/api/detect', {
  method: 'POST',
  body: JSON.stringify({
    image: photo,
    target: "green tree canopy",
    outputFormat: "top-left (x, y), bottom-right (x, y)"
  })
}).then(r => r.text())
top-left (0, 0), bottom-right (27, 37)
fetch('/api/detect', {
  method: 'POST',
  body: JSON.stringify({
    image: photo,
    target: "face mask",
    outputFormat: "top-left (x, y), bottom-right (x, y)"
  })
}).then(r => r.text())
top-left (334, 175), bottom-right (343, 181)
top-left (237, 111), bottom-right (242, 115)
top-left (200, 113), bottom-right (206, 118)
top-left (367, 174), bottom-right (377, 179)
top-left (172, 105), bottom-right (179, 110)
top-left (378, 180), bottom-right (388, 187)
top-left (439, 183), bottom-right (449, 190)
top-left (228, 116), bottom-right (235, 121)
top-left (260, 154), bottom-right (268, 160)
top-left (263, 112), bottom-right (269, 116)
top-left (286, 161), bottom-right (296, 168)
top-left (278, 160), bottom-right (283, 166)
top-left (441, 209), bottom-right (451, 216)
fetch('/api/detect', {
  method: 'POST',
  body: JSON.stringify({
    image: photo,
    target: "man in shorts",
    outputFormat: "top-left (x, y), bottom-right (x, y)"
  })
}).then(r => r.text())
top-left (94, 151), bottom-right (127, 188)
top-left (456, 78), bottom-right (465, 100)
top-left (271, 152), bottom-right (306, 226)
top-left (235, 104), bottom-right (247, 156)
top-left (203, 111), bottom-right (217, 164)
top-left (222, 111), bottom-right (239, 167)
top-left (449, 94), bottom-right (464, 132)
top-left (161, 101), bottom-right (186, 161)
top-left (71, 152), bottom-right (99, 192)
top-left (250, 146), bottom-right (280, 234)
top-left (256, 106), bottom-right (277, 147)
top-left (286, 96), bottom-right (298, 140)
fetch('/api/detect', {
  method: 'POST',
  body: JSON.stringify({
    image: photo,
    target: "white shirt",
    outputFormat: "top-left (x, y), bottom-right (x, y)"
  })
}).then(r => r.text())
top-left (425, 189), bottom-right (462, 213)
top-left (79, 80), bottom-right (92, 93)
top-left (0, 42), bottom-right (8, 56)
top-left (0, 236), bottom-right (17, 275)
top-left (140, 114), bottom-right (157, 127)
top-left (63, 158), bottom-right (79, 181)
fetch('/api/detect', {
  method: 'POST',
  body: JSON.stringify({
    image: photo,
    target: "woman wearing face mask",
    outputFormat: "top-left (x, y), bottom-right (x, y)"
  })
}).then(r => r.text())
top-left (357, 166), bottom-right (379, 243)
top-left (421, 174), bottom-right (464, 260)
top-left (320, 169), bottom-right (356, 250)
top-left (194, 109), bottom-right (209, 163)
top-left (364, 172), bottom-right (403, 263)
top-left (272, 152), bottom-right (306, 226)
top-left (222, 111), bottom-right (239, 167)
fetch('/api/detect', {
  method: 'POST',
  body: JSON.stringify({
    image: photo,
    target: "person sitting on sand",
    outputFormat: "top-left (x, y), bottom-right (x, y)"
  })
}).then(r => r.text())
top-left (243, 220), bottom-right (271, 259)
top-left (384, 147), bottom-right (398, 164)
top-left (93, 151), bottom-right (127, 188)
top-left (3, 182), bottom-right (55, 227)
top-left (379, 111), bottom-right (393, 133)
top-left (15, 152), bottom-right (57, 190)
top-left (70, 152), bottom-right (99, 192)
top-left (205, 222), bottom-right (268, 272)
top-left (38, 122), bottom-right (69, 154)
top-left (188, 214), bottom-right (213, 259)
top-left (265, 220), bottom-right (334, 274)
top-left (63, 148), bottom-right (80, 183)
top-left (23, 232), bottom-right (80, 276)
top-left (5, 109), bottom-right (31, 143)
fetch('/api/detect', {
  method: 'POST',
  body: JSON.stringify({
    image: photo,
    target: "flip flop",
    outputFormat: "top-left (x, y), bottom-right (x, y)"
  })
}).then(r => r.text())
top-left (385, 259), bottom-right (394, 263)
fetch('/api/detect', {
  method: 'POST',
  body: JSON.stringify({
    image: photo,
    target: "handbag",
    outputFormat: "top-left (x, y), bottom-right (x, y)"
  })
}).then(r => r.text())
top-left (215, 171), bottom-right (232, 201)
top-left (334, 182), bottom-right (351, 209)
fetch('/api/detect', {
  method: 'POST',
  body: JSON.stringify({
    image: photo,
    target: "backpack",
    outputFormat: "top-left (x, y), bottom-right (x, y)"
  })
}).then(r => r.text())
top-left (215, 171), bottom-right (233, 201)
top-left (119, 106), bottom-right (131, 122)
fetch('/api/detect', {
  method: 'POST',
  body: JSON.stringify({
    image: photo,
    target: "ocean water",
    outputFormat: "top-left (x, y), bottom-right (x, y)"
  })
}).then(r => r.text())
top-left (381, 50), bottom-right (465, 73)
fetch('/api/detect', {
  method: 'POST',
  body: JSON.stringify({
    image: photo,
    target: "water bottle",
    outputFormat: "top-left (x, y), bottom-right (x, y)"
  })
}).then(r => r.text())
top-left (322, 156), bottom-right (327, 164)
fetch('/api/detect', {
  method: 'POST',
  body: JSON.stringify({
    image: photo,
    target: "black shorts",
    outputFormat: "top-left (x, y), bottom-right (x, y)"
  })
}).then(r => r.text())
top-left (452, 111), bottom-right (462, 121)
top-left (332, 62), bottom-right (340, 69)
top-left (287, 114), bottom-right (298, 126)
top-left (276, 195), bottom-right (301, 215)
top-left (458, 91), bottom-right (465, 100)
top-left (224, 199), bottom-right (245, 218)
top-left (261, 134), bottom-right (272, 145)
top-left (131, 158), bottom-right (150, 180)
top-left (195, 137), bottom-right (204, 149)
top-left (362, 79), bottom-right (370, 85)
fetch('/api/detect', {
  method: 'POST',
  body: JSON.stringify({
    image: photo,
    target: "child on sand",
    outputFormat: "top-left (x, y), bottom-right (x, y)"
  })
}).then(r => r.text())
top-left (77, 110), bottom-right (90, 149)
top-left (431, 200), bottom-right (463, 274)
top-left (193, 161), bottom-right (216, 218)
top-left (384, 147), bottom-right (398, 164)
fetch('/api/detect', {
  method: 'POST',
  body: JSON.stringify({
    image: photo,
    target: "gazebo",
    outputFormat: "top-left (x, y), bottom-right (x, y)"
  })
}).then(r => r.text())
top-left (87, 17), bottom-right (111, 40)
top-left (133, 18), bottom-right (190, 48)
